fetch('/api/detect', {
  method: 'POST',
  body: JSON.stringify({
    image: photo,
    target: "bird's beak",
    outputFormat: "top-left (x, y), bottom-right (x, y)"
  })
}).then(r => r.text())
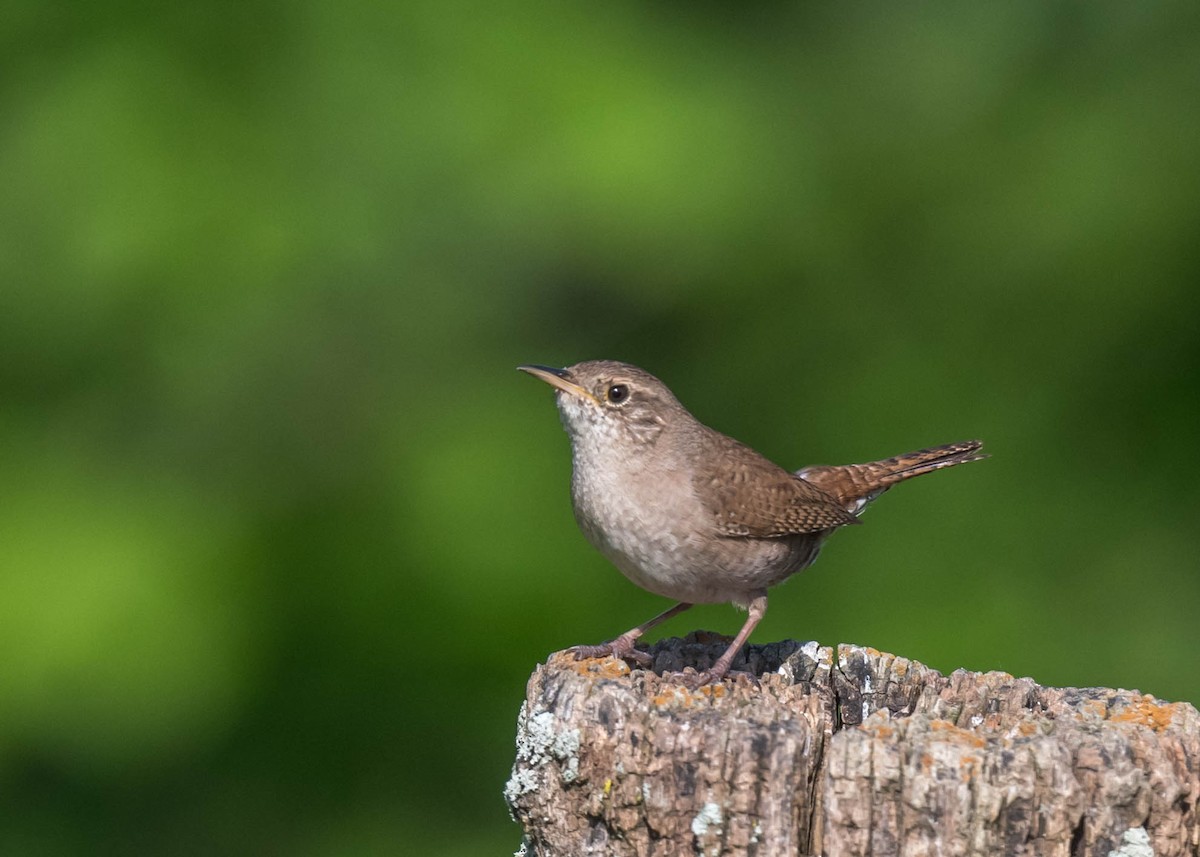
top-left (518, 364), bottom-right (598, 404)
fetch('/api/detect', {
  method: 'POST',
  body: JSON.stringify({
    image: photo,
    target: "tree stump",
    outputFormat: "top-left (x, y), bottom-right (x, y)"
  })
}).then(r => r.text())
top-left (505, 635), bottom-right (1200, 857)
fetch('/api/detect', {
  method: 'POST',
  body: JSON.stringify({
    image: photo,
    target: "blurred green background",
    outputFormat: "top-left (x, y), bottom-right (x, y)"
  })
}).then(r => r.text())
top-left (3, 1), bottom-right (1199, 853)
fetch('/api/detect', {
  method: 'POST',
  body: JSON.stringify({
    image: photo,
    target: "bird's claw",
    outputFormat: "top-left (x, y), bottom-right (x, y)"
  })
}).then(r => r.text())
top-left (571, 638), bottom-right (653, 667)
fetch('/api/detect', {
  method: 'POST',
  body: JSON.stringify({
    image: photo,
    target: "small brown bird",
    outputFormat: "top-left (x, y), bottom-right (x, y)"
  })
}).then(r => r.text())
top-left (520, 360), bottom-right (985, 686)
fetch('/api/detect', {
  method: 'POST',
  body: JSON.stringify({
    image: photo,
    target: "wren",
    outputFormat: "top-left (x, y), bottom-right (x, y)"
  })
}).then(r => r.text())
top-left (519, 360), bottom-right (985, 686)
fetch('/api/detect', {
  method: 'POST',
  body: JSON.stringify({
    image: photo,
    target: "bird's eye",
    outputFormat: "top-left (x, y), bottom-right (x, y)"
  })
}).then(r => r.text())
top-left (606, 384), bottom-right (630, 404)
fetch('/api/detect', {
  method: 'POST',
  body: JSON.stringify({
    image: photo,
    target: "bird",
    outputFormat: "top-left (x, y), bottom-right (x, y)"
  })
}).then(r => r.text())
top-left (519, 360), bottom-right (986, 686)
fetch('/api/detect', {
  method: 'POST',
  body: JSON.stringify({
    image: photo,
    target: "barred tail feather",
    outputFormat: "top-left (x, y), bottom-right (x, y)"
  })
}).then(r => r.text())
top-left (796, 440), bottom-right (986, 511)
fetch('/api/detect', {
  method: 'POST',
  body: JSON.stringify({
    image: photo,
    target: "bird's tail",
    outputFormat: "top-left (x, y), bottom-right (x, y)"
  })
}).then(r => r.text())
top-left (796, 440), bottom-right (986, 512)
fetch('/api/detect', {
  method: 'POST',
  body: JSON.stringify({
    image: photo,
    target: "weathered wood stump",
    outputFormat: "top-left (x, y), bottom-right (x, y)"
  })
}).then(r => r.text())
top-left (506, 635), bottom-right (1200, 857)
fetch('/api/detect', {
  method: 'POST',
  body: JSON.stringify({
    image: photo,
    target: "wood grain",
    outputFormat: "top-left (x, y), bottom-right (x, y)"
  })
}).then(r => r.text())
top-left (506, 636), bottom-right (1199, 856)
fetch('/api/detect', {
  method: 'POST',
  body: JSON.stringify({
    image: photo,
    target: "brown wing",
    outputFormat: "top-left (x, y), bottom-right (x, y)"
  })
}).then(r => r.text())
top-left (694, 434), bottom-right (860, 537)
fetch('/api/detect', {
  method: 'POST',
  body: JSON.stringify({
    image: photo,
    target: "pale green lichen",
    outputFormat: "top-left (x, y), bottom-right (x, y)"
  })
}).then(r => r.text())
top-left (1107, 827), bottom-right (1154, 857)
top-left (504, 703), bottom-right (584, 807)
top-left (691, 801), bottom-right (723, 837)
top-left (504, 769), bottom-right (540, 806)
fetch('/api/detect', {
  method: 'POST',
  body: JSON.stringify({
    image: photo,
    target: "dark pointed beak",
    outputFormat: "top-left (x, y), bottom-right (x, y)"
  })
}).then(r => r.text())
top-left (518, 364), bottom-right (598, 403)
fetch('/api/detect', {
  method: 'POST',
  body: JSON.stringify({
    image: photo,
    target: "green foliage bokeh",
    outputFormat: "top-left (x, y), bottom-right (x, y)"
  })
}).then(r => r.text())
top-left (2, 2), bottom-right (1199, 853)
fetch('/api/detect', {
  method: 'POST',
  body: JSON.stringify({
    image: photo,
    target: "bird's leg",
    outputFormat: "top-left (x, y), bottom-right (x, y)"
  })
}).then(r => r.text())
top-left (674, 593), bottom-right (768, 687)
top-left (573, 601), bottom-right (693, 667)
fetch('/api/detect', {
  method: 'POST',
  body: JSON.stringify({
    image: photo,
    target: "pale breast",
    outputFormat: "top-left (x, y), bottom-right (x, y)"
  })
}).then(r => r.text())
top-left (569, 447), bottom-right (827, 605)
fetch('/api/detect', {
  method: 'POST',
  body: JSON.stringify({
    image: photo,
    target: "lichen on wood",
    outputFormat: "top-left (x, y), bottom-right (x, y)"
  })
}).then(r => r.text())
top-left (506, 635), bottom-right (1200, 857)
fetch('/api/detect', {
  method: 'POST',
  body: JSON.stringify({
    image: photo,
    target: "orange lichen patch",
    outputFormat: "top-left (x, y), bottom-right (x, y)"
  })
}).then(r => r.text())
top-left (651, 681), bottom-right (727, 707)
top-left (567, 656), bottom-right (631, 680)
top-left (1110, 697), bottom-right (1178, 732)
top-left (920, 753), bottom-right (934, 774)
top-left (1016, 721), bottom-right (1039, 737)
top-left (1078, 699), bottom-right (1109, 720)
top-left (960, 755), bottom-right (979, 781)
top-left (858, 710), bottom-right (895, 737)
top-left (929, 719), bottom-right (987, 748)
top-left (652, 686), bottom-right (696, 707)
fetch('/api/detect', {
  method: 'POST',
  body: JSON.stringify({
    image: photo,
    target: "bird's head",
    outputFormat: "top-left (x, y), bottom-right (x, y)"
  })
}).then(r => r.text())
top-left (518, 360), bottom-right (683, 448)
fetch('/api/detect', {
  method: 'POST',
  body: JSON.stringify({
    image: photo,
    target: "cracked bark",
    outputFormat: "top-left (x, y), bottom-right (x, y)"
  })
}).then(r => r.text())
top-left (505, 634), bottom-right (1200, 857)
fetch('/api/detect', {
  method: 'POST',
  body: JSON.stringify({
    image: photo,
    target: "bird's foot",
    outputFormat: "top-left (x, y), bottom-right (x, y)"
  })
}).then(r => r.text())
top-left (571, 636), bottom-right (653, 667)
